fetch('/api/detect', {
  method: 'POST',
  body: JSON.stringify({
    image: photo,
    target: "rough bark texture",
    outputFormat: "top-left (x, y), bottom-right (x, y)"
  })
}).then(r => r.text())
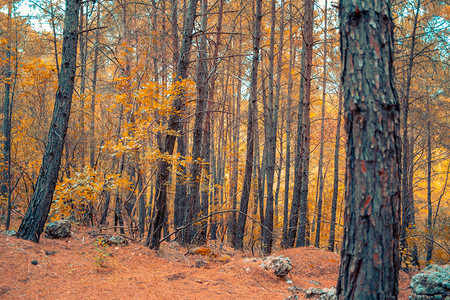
top-left (16, 0), bottom-right (80, 242)
top-left (337, 0), bottom-right (401, 298)
top-left (262, 0), bottom-right (278, 255)
top-left (296, 0), bottom-right (314, 247)
top-left (233, 0), bottom-right (262, 250)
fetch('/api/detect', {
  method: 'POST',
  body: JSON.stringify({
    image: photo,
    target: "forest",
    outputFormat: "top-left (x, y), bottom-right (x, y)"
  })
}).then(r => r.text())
top-left (0, 0), bottom-right (449, 297)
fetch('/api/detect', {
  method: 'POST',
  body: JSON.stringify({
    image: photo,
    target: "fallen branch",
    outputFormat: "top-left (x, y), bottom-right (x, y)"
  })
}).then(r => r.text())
top-left (159, 209), bottom-right (277, 244)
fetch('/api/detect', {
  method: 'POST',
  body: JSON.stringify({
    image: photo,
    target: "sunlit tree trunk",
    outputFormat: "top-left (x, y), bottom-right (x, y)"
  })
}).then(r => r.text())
top-left (426, 95), bottom-right (433, 264)
top-left (16, 0), bottom-right (80, 242)
top-left (337, 0), bottom-right (401, 297)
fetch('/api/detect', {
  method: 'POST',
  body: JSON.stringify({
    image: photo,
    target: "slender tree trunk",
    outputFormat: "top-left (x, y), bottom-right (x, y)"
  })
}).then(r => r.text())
top-left (296, 0), bottom-right (314, 248)
top-left (314, 0), bottom-right (328, 248)
top-left (328, 89), bottom-right (343, 252)
top-left (286, 43), bottom-right (305, 249)
top-left (262, 0), bottom-right (278, 254)
top-left (90, 0), bottom-right (100, 169)
top-left (146, 0), bottom-right (199, 249)
top-left (337, 0), bottom-right (401, 297)
top-left (233, 0), bottom-right (262, 250)
top-left (205, 0), bottom-right (224, 241)
top-left (78, 3), bottom-right (87, 169)
top-left (426, 97), bottom-right (433, 264)
top-left (16, 0), bottom-right (80, 242)
top-left (3, 1), bottom-right (13, 230)
top-left (400, 0), bottom-right (420, 265)
top-left (282, 0), bottom-right (294, 248)
top-left (186, 0), bottom-right (208, 244)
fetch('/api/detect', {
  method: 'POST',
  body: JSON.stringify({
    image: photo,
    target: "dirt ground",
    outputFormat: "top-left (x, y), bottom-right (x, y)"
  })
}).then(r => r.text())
top-left (0, 224), bottom-right (413, 299)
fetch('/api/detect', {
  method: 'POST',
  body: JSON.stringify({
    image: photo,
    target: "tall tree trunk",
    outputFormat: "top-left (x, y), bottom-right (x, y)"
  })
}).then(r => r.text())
top-left (186, 0), bottom-right (208, 244)
top-left (146, 0), bottom-right (199, 249)
top-left (426, 96), bottom-right (433, 264)
top-left (3, 1), bottom-right (13, 230)
top-left (262, 0), bottom-right (278, 254)
top-left (282, 0), bottom-right (294, 248)
top-left (337, 0), bottom-right (401, 298)
top-left (328, 89), bottom-right (343, 252)
top-left (233, 0), bottom-right (262, 250)
top-left (16, 0), bottom-right (80, 242)
top-left (314, 0), bottom-right (328, 248)
top-left (90, 0), bottom-right (100, 169)
top-left (296, 0), bottom-right (314, 248)
top-left (79, 4), bottom-right (88, 169)
top-left (400, 0), bottom-right (420, 266)
top-left (286, 42), bottom-right (305, 249)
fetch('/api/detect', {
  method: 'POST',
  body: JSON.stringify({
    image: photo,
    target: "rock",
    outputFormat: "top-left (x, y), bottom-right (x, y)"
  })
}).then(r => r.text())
top-left (1, 230), bottom-right (16, 236)
top-left (410, 264), bottom-right (450, 300)
top-left (262, 255), bottom-right (292, 278)
top-left (44, 220), bottom-right (71, 239)
top-left (100, 235), bottom-right (128, 246)
top-left (305, 287), bottom-right (337, 300)
top-left (31, 260), bottom-right (38, 265)
top-left (45, 251), bottom-right (56, 256)
top-left (195, 259), bottom-right (208, 268)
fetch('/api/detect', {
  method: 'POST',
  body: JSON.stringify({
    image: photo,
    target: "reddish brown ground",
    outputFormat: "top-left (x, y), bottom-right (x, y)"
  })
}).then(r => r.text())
top-left (0, 224), bottom-right (412, 299)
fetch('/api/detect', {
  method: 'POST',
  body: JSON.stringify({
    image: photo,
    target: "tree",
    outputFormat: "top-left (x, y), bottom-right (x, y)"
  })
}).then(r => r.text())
top-left (16, 0), bottom-right (80, 242)
top-left (146, 0), bottom-right (199, 250)
top-left (233, 0), bottom-right (262, 250)
top-left (337, 0), bottom-right (401, 298)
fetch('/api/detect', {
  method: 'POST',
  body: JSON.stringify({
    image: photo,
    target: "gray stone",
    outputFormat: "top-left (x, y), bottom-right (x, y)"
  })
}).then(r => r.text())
top-left (44, 220), bottom-right (71, 239)
top-left (262, 255), bottom-right (292, 278)
top-left (1, 230), bottom-right (16, 236)
top-left (304, 287), bottom-right (337, 300)
top-left (195, 259), bottom-right (208, 268)
top-left (100, 235), bottom-right (128, 246)
top-left (410, 264), bottom-right (450, 300)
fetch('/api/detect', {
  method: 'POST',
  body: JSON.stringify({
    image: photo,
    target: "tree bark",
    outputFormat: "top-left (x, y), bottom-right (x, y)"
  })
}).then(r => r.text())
top-left (328, 89), bottom-right (343, 252)
top-left (314, 0), bottom-right (328, 248)
top-left (146, 0), bottom-right (199, 249)
top-left (3, 1), bottom-right (13, 230)
top-left (282, 0), bottom-right (294, 248)
top-left (16, 0), bottom-right (80, 242)
top-left (233, 0), bottom-right (262, 250)
top-left (337, 0), bottom-right (401, 298)
top-left (400, 0), bottom-right (420, 266)
top-left (186, 0), bottom-right (208, 244)
top-left (296, 0), bottom-right (314, 247)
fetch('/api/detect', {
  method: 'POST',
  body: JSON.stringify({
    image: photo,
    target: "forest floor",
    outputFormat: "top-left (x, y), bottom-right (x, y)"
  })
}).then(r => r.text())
top-left (0, 222), bottom-right (413, 299)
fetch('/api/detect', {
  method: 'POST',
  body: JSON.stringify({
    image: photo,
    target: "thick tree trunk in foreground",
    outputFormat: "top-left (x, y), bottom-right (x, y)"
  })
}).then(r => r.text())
top-left (337, 0), bottom-right (401, 298)
top-left (233, 0), bottom-right (262, 250)
top-left (16, 0), bottom-right (80, 242)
